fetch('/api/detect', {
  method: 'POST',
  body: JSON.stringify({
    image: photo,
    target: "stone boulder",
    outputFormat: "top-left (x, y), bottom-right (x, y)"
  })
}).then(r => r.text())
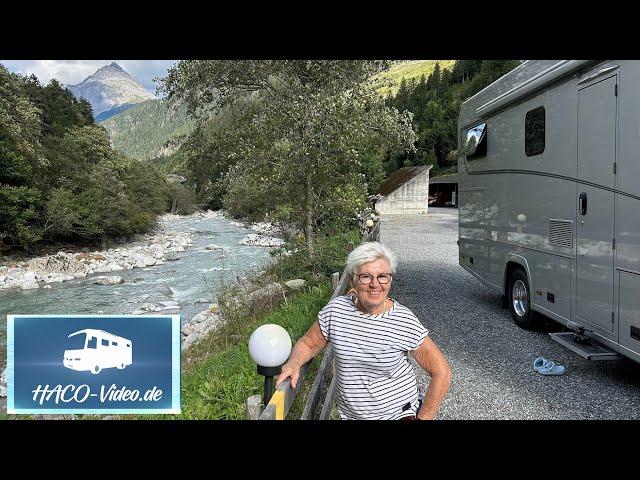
top-left (284, 279), bottom-right (307, 291)
top-left (239, 234), bottom-right (285, 247)
top-left (93, 276), bottom-right (124, 286)
top-left (244, 282), bottom-right (285, 310)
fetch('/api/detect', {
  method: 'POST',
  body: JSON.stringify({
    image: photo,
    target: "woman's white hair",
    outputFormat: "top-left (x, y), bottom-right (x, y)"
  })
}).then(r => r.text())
top-left (345, 241), bottom-right (397, 277)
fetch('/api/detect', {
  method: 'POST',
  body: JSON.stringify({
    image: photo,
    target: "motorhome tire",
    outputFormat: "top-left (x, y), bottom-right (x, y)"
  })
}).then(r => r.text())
top-left (508, 268), bottom-right (536, 329)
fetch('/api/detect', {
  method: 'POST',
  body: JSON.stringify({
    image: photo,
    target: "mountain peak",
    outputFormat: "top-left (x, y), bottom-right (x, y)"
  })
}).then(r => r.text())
top-left (95, 62), bottom-right (128, 76)
top-left (67, 62), bottom-right (155, 116)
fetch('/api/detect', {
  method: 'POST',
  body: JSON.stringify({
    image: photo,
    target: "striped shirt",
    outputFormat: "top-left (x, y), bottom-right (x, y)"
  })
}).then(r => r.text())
top-left (318, 294), bottom-right (429, 420)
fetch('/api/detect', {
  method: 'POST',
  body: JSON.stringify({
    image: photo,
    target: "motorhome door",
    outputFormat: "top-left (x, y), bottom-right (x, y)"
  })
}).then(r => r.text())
top-left (576, 74), bottom-right (617, 334)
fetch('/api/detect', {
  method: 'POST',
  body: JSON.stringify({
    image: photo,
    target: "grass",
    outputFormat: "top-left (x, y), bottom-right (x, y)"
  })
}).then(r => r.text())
top-left (370, 60), bottom-right (457, 97)
top-left (119, 282), bottom-right (332, 420)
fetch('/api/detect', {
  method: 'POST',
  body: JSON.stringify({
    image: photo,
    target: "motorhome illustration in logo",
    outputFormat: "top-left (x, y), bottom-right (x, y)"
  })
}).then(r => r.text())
top-left (64, 329), bottom-right (133, 374)
top-left (6, 315), bottom-right (180, 414)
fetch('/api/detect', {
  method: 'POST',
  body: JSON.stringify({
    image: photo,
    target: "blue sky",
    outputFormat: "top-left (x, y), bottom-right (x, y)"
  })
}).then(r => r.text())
top-left (0, 60), bottom-right (176, 93)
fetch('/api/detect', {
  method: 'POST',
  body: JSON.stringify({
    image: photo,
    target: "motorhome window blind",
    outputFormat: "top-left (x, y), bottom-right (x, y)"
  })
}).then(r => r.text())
top-left (525, 106), bottom-right (545, 156)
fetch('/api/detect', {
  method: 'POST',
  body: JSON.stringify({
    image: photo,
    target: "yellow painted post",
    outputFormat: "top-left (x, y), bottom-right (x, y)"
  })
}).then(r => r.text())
top-left (269, 390), bottom-right (286, 420)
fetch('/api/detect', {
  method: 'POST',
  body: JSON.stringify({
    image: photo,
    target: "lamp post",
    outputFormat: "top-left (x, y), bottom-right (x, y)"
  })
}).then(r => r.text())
top-left (248, 324), bottom-right (292, 407)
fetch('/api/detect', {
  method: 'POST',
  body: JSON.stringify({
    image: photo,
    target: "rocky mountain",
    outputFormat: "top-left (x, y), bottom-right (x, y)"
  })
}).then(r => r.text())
top-left (67, 62), bottom-right (155, 118)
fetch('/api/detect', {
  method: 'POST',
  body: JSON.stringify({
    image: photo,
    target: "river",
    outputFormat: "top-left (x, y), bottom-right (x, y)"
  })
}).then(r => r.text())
top-left (0, 211), bottom-right (278, 374)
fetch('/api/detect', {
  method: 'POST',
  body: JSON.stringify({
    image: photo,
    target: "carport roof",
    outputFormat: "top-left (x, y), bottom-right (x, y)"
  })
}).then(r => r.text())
top-left (378, 165), bottom-right (432, 196)
top-left (429, 173), bottom-right (458, 184)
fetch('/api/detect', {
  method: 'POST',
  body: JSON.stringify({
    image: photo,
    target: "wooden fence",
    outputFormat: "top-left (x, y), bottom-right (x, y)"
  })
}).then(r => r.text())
top-left (252, 217), bottom-right (381, 420)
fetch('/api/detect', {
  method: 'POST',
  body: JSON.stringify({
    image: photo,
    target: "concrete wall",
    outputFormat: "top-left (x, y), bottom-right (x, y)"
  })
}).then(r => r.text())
top-left (375, 169), bottom-right (430, 215)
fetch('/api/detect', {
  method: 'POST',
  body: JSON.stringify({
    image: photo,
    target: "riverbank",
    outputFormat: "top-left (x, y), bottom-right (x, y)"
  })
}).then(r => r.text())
top-left (0, 210), bottom-right (285, 293)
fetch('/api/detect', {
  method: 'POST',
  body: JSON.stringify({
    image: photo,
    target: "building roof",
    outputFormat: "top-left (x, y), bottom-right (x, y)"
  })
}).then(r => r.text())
top-left (429, 173), bottom-right (458, 184)
top-left (377, 165), bottom-right (432, 196)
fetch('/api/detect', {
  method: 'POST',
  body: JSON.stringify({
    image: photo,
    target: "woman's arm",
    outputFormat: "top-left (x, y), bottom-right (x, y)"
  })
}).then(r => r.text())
top-left (275, 320), bottom-right (328, 389)
top-left (410, 336), bottom-right (452, 420)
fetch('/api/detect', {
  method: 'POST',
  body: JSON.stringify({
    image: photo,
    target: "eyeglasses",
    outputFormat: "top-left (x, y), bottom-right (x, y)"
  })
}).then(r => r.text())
top-left (353, 273), bottom-right (393, 285)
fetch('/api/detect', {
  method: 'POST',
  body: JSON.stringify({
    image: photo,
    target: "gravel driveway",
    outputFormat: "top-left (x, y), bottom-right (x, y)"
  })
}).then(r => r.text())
top-left (381, 208), bottom-right (640, 419)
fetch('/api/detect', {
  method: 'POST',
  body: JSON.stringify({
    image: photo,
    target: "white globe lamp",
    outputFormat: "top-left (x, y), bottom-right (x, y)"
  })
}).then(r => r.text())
top-left (248, 324), bottom-right (292, 405)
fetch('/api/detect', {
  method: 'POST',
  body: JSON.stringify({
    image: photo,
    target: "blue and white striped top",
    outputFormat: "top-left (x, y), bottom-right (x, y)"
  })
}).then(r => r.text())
top-left (318, 295), bottom-right (429, 420)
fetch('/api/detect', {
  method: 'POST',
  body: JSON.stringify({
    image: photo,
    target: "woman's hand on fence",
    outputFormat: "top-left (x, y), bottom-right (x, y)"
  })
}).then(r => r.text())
top-left (276, 361), bottom-right (301, 389)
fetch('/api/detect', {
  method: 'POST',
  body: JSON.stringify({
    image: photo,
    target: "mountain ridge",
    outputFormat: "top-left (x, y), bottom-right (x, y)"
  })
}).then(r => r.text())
top-left (67, 63), bottom-right (155, 116)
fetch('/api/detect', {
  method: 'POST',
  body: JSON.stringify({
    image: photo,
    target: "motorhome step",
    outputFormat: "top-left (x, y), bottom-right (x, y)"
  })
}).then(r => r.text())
top-left (549, 332), bottom-right (620, 361)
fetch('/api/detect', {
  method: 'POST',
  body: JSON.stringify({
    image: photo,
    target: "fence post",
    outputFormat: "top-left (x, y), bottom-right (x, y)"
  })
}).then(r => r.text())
top-left (331, 272), bottom-right (340, 292)
top-left (244, 394), bottom-right (262, 420)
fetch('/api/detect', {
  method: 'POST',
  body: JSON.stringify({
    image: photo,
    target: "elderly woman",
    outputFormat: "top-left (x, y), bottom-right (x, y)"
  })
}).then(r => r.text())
top-left (276, 241), bottom-right (451, 420)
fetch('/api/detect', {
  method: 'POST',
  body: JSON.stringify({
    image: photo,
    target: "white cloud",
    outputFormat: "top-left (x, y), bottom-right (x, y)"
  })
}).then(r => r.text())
top-left (0, 60), bottom-right (176, 92)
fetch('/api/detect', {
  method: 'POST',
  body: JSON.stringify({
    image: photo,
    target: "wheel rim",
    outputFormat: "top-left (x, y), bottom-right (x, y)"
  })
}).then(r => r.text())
top-left (512, 279), bottom-right (528, 317)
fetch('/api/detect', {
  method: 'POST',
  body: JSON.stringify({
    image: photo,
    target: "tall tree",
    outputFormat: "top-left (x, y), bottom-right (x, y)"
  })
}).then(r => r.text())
top-left (161, 60), bottom-right (416, 255)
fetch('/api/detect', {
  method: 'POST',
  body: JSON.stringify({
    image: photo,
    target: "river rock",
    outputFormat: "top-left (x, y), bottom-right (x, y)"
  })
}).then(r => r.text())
top-left (165, 253), bottom-right (180, 261)
top-left (75, 252), bottom-right (106, 262)
top-left (245, 282), bottom-right (285, 308)
top-left (160, 285), bottom-right (174, 297)
top-left (205, 244), bottom-right (223, 250)
top-left (93, 276), bottom-right (124, 286)
top-left (159, 301), bottom-right (179, 307)
top-left (161, 306), bottom-right (180, 313)
top-left (130, 310), bottom-right (146, 315)
top-left (108, 263), bottom-right (124, 272)
top-left (0, 385), bottom-right (6, 398)
top-left (285, 279), bottom-right (307, 290)
top-left (73, 272), bottom-right (87, 279)
top-left (140, 303), bottom-right (156, 311)
top-left (182, 320), bottom-right (208, 336)
top-left (192, 310), bottom-right (215, 324)
top-left (239, 234), bottom-right (285, 247)
top-left (194, 298), bottom-right (212, 304)
top-left (1, 367), bottom-right (6, 384)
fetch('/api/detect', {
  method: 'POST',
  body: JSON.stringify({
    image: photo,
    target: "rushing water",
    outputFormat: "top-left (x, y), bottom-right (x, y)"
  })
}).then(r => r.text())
top-left (0, 213), bottom-right (276, 369)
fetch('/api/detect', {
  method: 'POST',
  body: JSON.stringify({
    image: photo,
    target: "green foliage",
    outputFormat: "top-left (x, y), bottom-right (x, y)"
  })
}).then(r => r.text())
top-left (161, 61), bottom-right (416, 253)
top-left (370, 60), bottom-right (457, 97)
top-left (177, 283), bottom-right (332, 419)
top-left (268, 229), bottom-right (361, 280)
top-left (0, 64), bottom-right (172, 250)
top-left (166, 181), bottom-right (196, 215)
top-left (101, 99), bottom-right (196, 161)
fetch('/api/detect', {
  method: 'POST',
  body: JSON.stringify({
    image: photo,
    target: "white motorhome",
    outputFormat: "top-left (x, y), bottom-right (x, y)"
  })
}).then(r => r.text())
top-left (458, 60), bottom-right (640, 363)
top-left (63, 329), bottom-right (133, 374)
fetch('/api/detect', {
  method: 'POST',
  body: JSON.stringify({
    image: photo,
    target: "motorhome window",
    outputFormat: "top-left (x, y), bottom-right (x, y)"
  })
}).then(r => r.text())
top-left (112, 341), bottom-right (118, 346)
top-left (465, 123), bottom-right (487, 160)
top-left (126, 343), bottom-right (131, 348)
top-left (101, 339), bottom-right (109, 347)
top-left (525, 106), bottom-right (545, 156)
top-left (87, 336), bottom-right (97, 349)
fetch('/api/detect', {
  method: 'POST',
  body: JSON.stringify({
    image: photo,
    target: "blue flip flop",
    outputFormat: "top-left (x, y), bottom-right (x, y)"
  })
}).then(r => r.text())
top-left (537, 360), bottom-right (565, 376)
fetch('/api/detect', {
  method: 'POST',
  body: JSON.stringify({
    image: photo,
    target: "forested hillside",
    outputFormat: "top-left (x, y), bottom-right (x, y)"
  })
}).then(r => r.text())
top-left (384, 60), bottom-right (520, 174)
top-left (101, 99), bottom-right (196, 161)
top-left (370, 60), bottom-right (456, 96)
top-left (0, 65), bottom-right (169, 251)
